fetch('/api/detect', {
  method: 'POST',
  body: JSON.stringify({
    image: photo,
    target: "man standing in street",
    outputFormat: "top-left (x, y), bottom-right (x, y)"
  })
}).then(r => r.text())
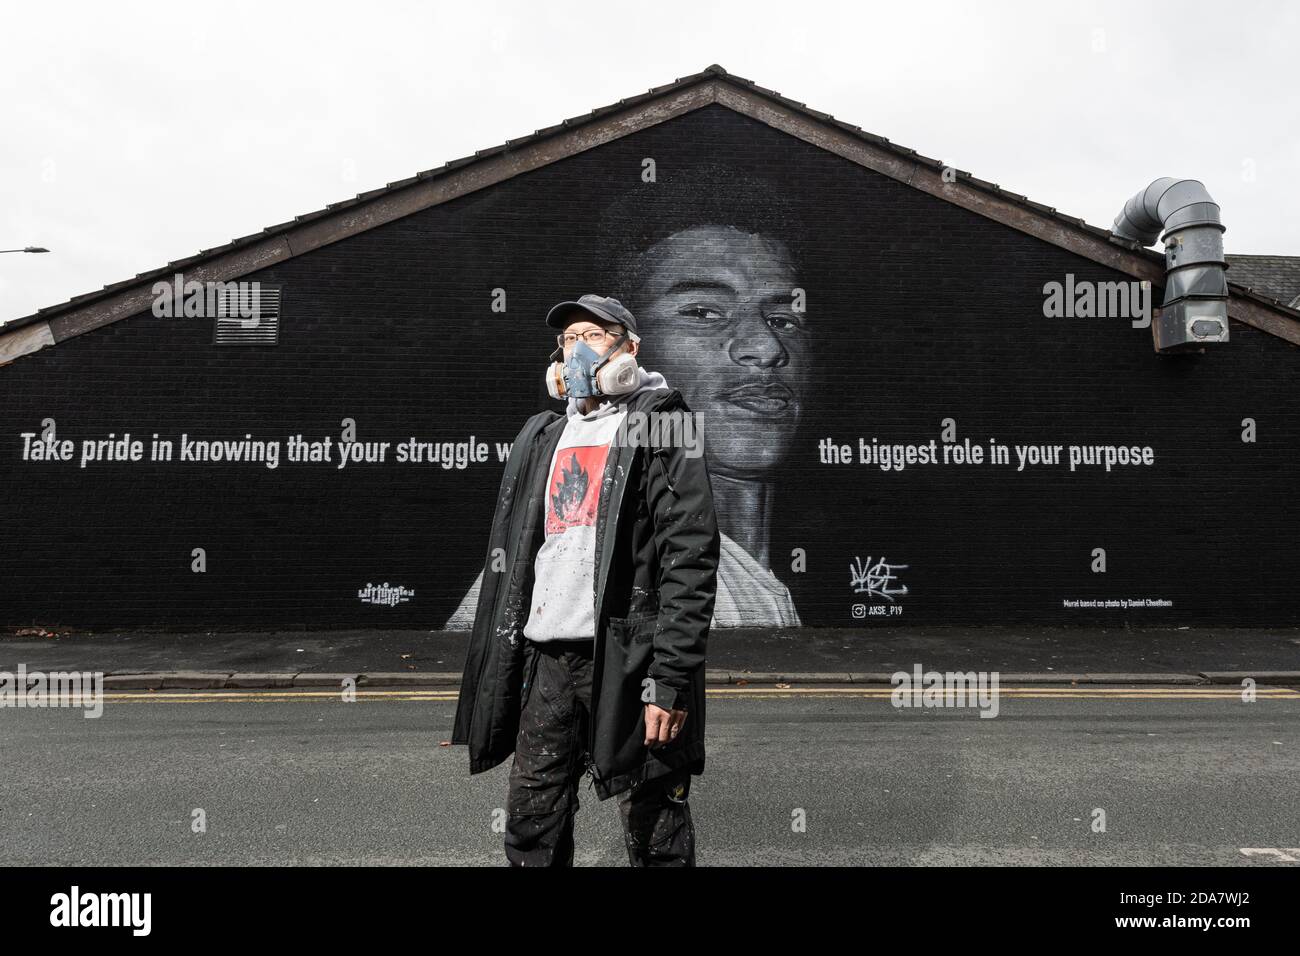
top-left (451, 294), bottom-right (721, 866)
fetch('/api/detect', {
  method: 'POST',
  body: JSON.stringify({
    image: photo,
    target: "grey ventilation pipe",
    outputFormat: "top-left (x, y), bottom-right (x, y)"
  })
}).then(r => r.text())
top-left (1113, 177), bottom-right (1229, 351)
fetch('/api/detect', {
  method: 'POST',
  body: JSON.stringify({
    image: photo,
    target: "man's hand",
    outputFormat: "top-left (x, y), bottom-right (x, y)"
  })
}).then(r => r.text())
top-left (644, 703), bottom-right (687, 748)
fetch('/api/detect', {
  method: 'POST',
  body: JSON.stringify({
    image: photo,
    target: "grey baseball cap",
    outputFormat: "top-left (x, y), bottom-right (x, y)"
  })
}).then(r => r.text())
top-left (545, 294), bottom-right (639, 337)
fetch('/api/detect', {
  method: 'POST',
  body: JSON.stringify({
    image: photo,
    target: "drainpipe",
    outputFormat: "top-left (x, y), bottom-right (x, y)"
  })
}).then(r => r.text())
top-left (1112, 177), bottom-right (1229, 351)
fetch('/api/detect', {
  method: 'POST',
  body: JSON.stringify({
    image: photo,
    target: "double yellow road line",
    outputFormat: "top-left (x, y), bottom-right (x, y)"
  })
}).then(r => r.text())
top-left (89, 685), bottom-right (1300, 704)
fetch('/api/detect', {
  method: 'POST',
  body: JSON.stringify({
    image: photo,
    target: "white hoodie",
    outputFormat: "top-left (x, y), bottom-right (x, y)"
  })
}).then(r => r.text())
top-left (523, 368), bottom-right (668, 642)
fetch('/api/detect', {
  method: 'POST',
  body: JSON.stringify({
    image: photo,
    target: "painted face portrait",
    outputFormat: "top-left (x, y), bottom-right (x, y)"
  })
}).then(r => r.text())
top-left (631, 224), bottom-right (810, 480)
top-left (591, 166), bottom-right (812, 627)
top-left (442, 164), bottom-right (812, 631)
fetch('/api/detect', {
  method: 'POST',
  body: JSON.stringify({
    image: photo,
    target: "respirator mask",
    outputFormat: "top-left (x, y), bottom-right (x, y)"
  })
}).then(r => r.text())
top-left (545, 329), bottom-right (640, 401)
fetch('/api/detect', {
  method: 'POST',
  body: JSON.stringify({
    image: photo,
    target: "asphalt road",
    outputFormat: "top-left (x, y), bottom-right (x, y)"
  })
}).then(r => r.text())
top-left (2, 686), bottom-right (1297, 866)
top-left (7, 625), bottom-right (1300, 677)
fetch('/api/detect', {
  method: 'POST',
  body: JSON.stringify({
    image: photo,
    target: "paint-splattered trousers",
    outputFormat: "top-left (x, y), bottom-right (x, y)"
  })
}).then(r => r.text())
top-left (504, 636), bottom-right (696, 867)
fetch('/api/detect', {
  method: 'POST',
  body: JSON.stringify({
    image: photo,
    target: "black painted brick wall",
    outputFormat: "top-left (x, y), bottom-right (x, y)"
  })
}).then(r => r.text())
top-left (2, 105), bottom-right (1296, 628)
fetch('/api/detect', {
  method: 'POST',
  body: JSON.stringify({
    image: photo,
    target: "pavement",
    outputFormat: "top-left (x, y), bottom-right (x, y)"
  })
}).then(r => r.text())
top-left (2, 624), bottom-right (1298, 688)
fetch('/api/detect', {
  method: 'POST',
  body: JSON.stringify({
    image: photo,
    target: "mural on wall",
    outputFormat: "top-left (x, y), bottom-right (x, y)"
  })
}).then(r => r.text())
top-left (444, 164), bottom-right (811, 629)
top-left (2, 106), bottom-right (1296, 629)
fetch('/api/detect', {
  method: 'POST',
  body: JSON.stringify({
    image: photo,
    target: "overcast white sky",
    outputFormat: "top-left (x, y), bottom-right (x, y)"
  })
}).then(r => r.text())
top-left (1, 0), bottom-right (1297, 324)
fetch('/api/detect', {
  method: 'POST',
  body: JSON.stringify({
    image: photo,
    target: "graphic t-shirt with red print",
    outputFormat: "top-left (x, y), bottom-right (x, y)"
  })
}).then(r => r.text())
top-left (523, 399), bottom-right (629, 643)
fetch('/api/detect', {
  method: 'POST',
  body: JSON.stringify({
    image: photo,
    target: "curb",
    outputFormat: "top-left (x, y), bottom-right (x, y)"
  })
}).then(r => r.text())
top-left (89, 669), bottom-right (1300, 689)
top-left (1199, 671), bottom-right (1300, 683)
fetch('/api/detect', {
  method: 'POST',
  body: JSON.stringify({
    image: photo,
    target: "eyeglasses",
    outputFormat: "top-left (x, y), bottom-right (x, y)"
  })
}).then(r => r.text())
top-left (558, 328), bottom-right (618, 347)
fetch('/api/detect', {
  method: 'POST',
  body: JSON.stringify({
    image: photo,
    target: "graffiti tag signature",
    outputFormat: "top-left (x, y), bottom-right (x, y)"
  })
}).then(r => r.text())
top-left (849, 555), bottom-right (909, 602)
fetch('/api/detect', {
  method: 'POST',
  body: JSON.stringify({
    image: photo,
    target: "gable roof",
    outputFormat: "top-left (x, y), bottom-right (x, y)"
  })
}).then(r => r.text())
top-left (4, 63), bottom-right (1300, 364)
top-left (1226, 255), bottom-right (1300, 308)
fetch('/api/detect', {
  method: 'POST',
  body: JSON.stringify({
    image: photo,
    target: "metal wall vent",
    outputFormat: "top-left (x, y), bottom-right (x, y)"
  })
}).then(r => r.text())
top-left (213, 284), bottom-right (281, 345)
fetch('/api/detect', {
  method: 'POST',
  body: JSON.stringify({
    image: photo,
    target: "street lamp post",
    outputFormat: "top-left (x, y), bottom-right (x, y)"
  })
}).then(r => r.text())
top-left (0, 247), bottom-right (50, 254)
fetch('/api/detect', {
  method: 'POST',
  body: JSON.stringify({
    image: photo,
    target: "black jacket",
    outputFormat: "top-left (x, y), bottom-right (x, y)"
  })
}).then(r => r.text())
top-left (451, 384), bottom-right (720, 800)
